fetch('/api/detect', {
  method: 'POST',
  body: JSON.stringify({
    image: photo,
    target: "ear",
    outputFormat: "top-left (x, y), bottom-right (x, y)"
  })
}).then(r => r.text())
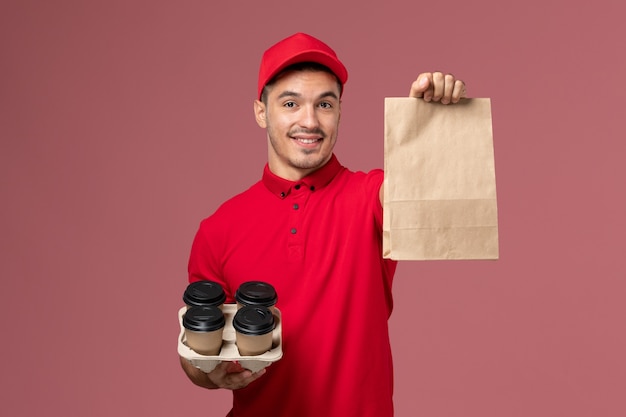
top-left (338, 100), bottom-right (342, 123)
top-left (254, 100), bottom-right (267, 128)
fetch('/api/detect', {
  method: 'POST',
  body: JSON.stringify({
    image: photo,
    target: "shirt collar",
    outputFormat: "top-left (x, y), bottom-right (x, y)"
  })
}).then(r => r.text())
top-left (262, 154), bottom-right (343, 199)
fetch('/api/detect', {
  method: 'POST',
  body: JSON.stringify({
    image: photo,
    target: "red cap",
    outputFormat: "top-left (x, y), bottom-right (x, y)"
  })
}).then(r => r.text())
top-left (257, 33), bottom-right (348, 99)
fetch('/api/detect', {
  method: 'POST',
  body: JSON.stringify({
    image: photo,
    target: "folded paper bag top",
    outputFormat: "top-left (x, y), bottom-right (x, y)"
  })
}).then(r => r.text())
top-left (382, 97), bottom-right (499, 260)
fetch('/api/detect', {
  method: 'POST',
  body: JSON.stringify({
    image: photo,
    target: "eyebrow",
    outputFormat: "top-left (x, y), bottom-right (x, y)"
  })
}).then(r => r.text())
top-left (277, 90), bottom-right (339, 101)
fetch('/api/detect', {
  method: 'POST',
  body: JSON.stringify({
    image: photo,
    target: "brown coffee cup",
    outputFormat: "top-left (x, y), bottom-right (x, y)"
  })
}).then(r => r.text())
top-left (182, 306), bottom-right (225, 356)
top-left (235, 281), bottom-right (278, 313)
top-left (233, 306), bottom-right (275, 356)
top-left (183, 280), bottom-right (226, 310)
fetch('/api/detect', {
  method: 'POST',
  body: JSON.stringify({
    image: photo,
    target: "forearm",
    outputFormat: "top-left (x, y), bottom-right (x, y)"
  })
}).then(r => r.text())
top-left (179, 356), bottom-right (220, 390)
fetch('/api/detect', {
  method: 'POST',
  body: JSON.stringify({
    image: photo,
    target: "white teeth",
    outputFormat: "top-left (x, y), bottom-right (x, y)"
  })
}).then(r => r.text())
top-left (296, 138), bottom-right (318, 144)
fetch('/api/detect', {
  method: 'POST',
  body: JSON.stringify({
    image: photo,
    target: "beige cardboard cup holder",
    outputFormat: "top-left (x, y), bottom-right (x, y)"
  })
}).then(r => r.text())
top-left (178, 304), bottom-right (283, 373)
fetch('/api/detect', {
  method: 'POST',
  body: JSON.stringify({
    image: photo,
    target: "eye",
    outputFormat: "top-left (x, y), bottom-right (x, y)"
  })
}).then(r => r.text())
top-left (283, 101), bottom-right (297, 108)
top-left (319, 102), bottom-right (332, 109)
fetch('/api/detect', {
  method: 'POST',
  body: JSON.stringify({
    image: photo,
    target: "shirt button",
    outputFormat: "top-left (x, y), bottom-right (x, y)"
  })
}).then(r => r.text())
top-left (290, 228), bottom-right (297, 234)
top-left (294, 184), bottom-right (301, 190)
top-left (280, 192), bottom-right (286, 198)
top-left (310, 186), bottom-right (315, 191)
top-left (293, 204), bottom-right (299, 210)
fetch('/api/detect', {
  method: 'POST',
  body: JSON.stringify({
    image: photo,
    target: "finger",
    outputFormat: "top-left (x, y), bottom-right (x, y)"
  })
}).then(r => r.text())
top-left (211, 361), bottom-right (230, 379)
top-left (441, 74), bottom-right (456, 104)
top-left (224, 369), bottom-right (253, 389)
top-left (225, 361), bottom-right (245, 373)
top-left (245, 368), bottom-right (267, 385)
top-left (225, 367), bottom-right (267, 390)
top-left (206, 361), bottom-right (230, 387)
top-left (409, 73), bottom-right (432, 99)
top-left (451, 80), bottom-right (466, 103)
top-left (431, 72), bottom-right (445, 102)
top-left (422, 73), bottom-right (434, 102)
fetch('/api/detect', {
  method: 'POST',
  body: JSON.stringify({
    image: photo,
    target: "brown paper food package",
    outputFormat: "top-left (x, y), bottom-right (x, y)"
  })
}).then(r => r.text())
top-left (383, 97), bottom-right (499, 260)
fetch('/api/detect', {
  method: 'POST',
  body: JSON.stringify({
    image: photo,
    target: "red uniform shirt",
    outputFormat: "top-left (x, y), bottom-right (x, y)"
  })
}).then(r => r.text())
top-left (188, 155), bottom-right (398, 417)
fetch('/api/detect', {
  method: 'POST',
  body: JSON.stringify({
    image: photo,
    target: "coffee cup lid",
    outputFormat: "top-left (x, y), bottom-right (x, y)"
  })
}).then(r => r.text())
top-left (232, 306), bottom-right (275, 336)
top-left (183, 306), bottom-right (225, 332)
top-left (183, 280), bottom-right (226, 307)
top-left (235, 281), bottom-right (277, 307)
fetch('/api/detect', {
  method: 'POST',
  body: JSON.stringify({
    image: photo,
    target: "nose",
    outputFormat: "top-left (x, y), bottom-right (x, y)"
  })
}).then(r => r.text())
top-left (298, 105), bottom-right (320, 130)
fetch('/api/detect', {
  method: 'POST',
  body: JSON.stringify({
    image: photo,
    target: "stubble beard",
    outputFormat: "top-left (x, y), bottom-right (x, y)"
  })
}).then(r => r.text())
top-left (267, 122), bottom-right (333, 171)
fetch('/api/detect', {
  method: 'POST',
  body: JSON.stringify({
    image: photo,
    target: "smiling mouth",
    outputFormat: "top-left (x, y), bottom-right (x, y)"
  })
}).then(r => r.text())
top-left (290, 128), bottom-right (325, 145)
top-left (293, 137), bottom-right (322, 144)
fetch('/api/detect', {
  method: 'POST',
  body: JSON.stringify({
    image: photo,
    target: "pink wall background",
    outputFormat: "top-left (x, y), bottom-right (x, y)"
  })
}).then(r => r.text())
top-left (1, 1), bottom-right (624, 416)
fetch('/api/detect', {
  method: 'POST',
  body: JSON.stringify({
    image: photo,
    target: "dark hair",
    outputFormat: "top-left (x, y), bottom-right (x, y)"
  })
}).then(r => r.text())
top-left (260, 62), bottom-right (343, 103)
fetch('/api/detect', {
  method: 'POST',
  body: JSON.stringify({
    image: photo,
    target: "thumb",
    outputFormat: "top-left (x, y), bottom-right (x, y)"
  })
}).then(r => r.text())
top-left (409, 74), bottom-right (431, 97)
top-left (417, 75), bottom-right (430, 89)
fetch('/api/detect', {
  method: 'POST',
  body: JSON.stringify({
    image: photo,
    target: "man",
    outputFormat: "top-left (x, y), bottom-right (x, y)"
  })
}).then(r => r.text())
top-left (180, 32), bottom-right (466, 416)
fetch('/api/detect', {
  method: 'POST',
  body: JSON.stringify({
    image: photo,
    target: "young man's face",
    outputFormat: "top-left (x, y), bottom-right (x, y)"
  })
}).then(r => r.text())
top-left (254, 69), bottom-right (341, 181)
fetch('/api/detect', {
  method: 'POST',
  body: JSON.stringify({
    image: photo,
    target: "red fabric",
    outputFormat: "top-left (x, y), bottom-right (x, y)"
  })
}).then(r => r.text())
top-left (257, 32), bottom-right (348, 99)
top-left (188, 155), bottom-right (398, 417)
